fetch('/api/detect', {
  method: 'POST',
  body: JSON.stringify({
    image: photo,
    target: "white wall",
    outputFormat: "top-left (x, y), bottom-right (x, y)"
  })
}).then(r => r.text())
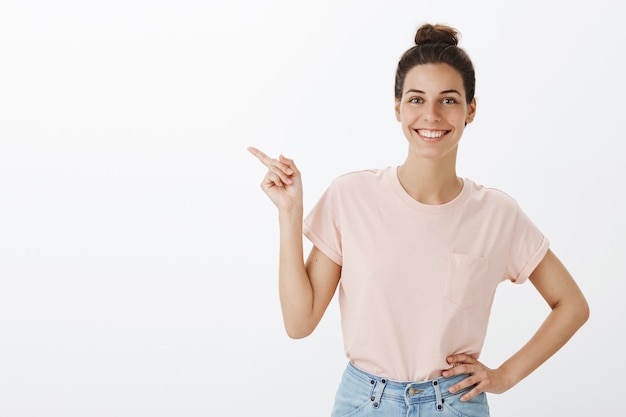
top-left (1, 1), bottom-right (623, 416)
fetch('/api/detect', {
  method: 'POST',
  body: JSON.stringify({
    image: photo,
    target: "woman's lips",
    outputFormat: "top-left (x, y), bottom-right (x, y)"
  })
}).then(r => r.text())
top-left (415, 129), bottom-right (449, 143)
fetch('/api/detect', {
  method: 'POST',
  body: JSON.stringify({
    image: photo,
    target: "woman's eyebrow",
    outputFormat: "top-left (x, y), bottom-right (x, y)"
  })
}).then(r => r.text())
top-left (404, 88), bottom-right (462, 96)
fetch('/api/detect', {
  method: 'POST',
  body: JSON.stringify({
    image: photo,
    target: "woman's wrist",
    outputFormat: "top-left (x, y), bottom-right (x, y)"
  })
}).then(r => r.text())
top-left (278, 204), bottom-right (303, 222)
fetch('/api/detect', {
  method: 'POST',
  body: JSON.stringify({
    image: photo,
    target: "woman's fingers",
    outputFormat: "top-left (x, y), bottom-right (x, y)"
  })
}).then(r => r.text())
top-left (441, 354), bottom-right (508, 401)
top-left (248, 147), bottom-right (303, 210)
top-left (247, 146), bottom-right (273, 167)
top-left (278, 154), bottom-right (297, 175)
top-left (248, 146), bottom-right (293, 173)
top-left (264, 167), bottom-right (292, 187)
top-left (249, 148), bottom-right (297, 187)
top-left (443, 355), bottom-right (481, 398)
top-left (248, 147), bottom-right (295, 178)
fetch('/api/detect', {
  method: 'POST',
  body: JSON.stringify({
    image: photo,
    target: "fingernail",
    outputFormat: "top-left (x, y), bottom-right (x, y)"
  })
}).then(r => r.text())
top-left (286, 169), bottom-right (293, 175)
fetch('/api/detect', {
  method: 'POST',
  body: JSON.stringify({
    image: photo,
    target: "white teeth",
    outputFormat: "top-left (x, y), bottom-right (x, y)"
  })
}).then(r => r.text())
top-left (417, 130), bottom-right (445, 138)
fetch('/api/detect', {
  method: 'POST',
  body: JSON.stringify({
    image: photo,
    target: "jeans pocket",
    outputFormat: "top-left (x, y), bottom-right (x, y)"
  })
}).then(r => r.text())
top-left (442, 391), bottom-right (490, 417)
top-left (444, 253), bottom-right (489, 308)
top-left (331, 371), bottom-right (376, 417)
top-left (331, 389), bottom-right (373, 417)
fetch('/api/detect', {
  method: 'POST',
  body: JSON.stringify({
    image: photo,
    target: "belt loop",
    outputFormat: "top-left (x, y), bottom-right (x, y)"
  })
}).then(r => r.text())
top-left (432, 379), bottom-right (444, 412)
top-left (371, 378), bottom-right (387, 409)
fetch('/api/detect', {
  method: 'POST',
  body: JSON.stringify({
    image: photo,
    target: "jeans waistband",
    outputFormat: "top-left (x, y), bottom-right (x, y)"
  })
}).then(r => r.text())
top-left (346, 362), bottom-right (473, 406)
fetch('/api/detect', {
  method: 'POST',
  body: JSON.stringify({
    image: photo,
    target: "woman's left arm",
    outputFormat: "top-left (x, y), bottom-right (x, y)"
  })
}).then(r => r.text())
top-left (443, 249), bottom-right (590, 401)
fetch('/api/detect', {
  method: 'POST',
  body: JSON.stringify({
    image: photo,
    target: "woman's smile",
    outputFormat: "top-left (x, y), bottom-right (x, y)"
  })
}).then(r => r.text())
top-left (415, 129), bottom-right (450, 143)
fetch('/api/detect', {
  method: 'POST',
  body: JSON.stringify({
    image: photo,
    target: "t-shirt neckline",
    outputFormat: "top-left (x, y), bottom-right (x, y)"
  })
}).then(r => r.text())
top-left (387, 165), bottom-right (470, 214)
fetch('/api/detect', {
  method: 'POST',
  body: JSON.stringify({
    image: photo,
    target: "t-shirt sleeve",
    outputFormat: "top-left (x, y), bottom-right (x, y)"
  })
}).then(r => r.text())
top-left (505, 205), bottom-right (550, 284)
top-left (302, 181), bottom-right (343, 266)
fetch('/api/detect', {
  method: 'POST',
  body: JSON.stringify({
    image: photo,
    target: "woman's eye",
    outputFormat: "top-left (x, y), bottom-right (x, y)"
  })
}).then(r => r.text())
top-left (442, 98), bottom-right (457, 104)
top-left (409, 97), bottom-right (423, 104)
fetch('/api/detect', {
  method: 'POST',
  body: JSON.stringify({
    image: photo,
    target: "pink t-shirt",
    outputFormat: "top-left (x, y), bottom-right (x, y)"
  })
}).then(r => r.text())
top-left (303, 166), bottom-right (549, 382)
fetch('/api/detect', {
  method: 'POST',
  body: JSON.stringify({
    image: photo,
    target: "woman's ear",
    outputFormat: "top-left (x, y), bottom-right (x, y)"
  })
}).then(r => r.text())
top-left (465, 97), bottom-right (477, 125)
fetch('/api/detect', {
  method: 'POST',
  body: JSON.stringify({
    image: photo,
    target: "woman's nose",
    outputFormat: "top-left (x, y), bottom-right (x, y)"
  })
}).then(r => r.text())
top-left (422, 102), bottom-right (441, 122)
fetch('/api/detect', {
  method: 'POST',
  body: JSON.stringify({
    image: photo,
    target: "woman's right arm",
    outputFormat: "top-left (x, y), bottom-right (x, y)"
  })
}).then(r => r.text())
top-left (248, 147), bottom-right (341, 339)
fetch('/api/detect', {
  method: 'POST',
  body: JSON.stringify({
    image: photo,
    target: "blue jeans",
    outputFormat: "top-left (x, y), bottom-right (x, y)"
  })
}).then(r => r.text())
top-left (331, 363), bottom-right (490, 417)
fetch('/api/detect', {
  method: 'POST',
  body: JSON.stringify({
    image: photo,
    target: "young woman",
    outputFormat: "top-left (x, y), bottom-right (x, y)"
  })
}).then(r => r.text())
top-left (248, 23), bottom-right (589, 417)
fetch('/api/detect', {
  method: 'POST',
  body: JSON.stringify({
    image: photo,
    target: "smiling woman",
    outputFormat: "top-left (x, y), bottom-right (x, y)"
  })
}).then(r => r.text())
top-left (395, 63), bottom-right (476, 191)
top-left (249, 23), bottom-right (589, 417)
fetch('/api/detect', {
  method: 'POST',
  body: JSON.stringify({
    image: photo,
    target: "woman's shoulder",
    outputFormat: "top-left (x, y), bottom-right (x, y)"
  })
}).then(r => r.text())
top-left (465, 178), bottom-right (521, 210)
top-left (331, 166), bottom-right (391, 187)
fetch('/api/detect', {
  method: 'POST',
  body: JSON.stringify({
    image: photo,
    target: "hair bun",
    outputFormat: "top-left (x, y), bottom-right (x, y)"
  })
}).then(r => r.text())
top-left (414, 23), bottom-right (459, 47)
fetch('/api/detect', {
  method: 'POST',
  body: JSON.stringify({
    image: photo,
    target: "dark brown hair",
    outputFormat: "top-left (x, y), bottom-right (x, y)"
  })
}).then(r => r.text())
top-left (394, 24), bottom-right (475, 104)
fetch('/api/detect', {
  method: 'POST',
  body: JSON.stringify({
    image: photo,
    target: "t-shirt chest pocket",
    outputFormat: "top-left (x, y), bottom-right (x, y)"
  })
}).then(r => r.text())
top-left (444, 253), bottom-right (489, 308)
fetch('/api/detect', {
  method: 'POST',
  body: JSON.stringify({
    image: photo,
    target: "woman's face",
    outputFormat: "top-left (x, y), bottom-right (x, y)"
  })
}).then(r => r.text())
top-left (395, 63), bottom-right (476, 162)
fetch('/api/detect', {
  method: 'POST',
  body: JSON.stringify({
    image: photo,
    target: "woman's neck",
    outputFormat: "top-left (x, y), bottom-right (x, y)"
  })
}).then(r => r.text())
top-left (396, 160), bottom-right (462, 205)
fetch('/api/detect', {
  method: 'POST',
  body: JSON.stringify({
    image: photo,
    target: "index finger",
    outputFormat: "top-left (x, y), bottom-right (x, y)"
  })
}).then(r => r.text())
top-left (447, 354), bottom-right (476, 365)
top-left (247, 146), bottom-right (273, 168)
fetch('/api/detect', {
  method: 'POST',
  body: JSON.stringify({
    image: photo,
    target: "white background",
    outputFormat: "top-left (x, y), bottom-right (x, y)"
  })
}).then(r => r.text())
top-left (0, 1), bottom-right (624, 416)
